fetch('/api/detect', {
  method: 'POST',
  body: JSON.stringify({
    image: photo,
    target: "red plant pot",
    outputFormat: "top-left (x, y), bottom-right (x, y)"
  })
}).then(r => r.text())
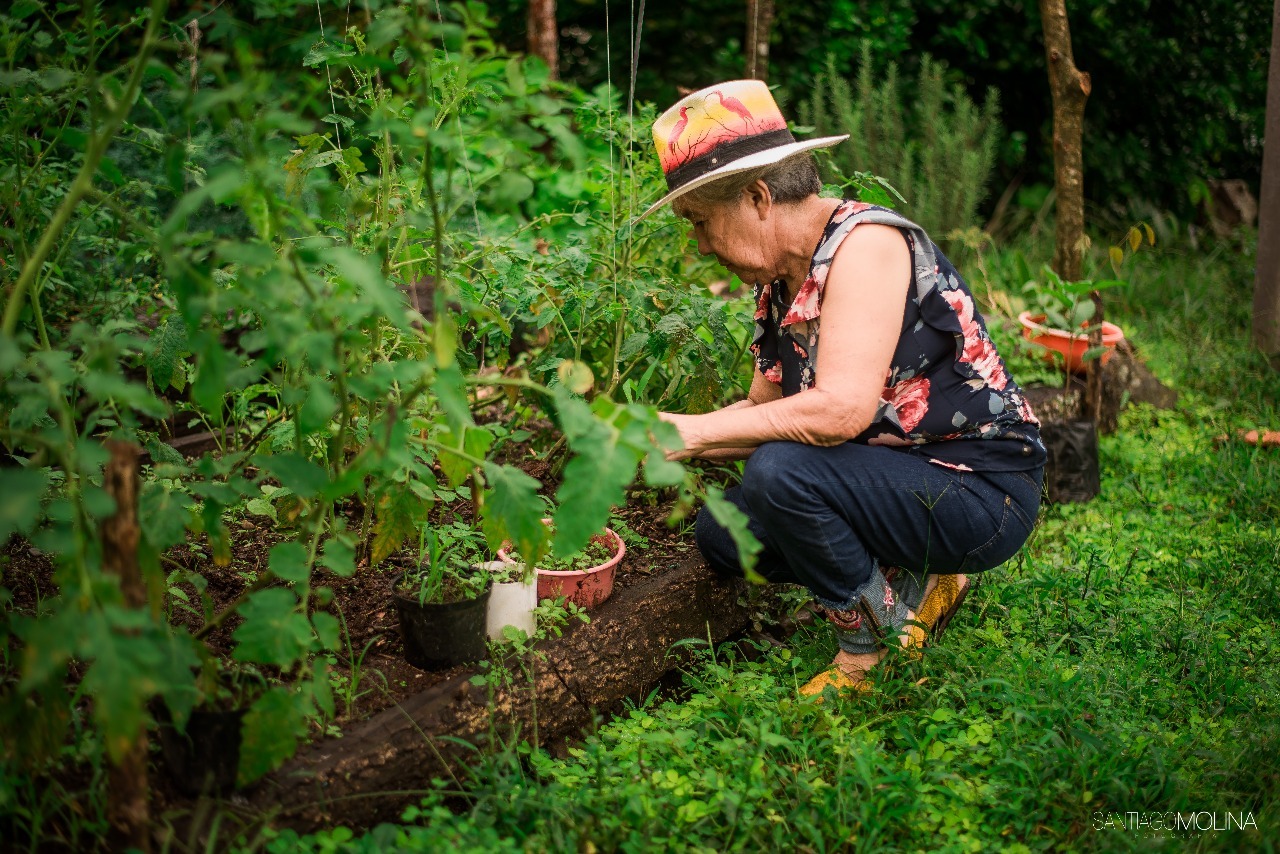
top-left (1017, 311), bottom-right (1125, 374)
top-left (497, 522), bottom-right (626, 610)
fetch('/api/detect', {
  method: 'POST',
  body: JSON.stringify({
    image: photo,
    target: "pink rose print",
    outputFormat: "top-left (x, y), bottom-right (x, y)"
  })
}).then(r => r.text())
top-left (885, 375), bottom-right (931, 433)
top-left (941, 288), bottom-right (1009, 390)
top-left (968, 338), bottom-right (1009, 390)
top-left (764, 362), bottom-right (782, 384)
top-left (942, 287), bottom-right (978, 339)
top-left (883, 587), bottom-right (895, 609)
top-left (783, 280), bottom-right (822, 325)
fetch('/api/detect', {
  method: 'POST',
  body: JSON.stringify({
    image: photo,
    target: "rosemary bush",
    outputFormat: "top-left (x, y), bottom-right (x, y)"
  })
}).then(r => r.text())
top-left (800, 47), bottom-right (1001, 243)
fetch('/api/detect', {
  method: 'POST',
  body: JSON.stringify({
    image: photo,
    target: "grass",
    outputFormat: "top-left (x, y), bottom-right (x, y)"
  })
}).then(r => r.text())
top-left (256, 231), bottom-right (1279, 852)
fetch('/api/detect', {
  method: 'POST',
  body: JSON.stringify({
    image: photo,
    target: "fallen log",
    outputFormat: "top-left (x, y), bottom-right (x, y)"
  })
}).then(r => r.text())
top-left (254, 557), bottom-right (749, 832)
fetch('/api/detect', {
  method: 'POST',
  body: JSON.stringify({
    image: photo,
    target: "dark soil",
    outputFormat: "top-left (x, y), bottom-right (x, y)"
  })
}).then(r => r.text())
top-left (0, 483), bottom-right (703, 733)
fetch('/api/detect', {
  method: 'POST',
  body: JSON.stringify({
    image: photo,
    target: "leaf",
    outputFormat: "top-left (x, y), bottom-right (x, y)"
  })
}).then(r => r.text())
top-left (231, 588), bottom-right (313, 668)
top-left (256, 453), bottom-right (330, 498)
top-left (1108, 245), bottom-right (1124, 273)
top-left (297, 377), bottom-right (338, 436)
top-left (311, 611), bottom-right (340, 651)
top-left (321, 535), bottom-right (355, 577)
top-left (371, 489), bottom-right (422, 564)
top-left (490, 171), bottom-right (534, 207)
top-left (245, 497), bottom-right (278, 522)
top-left (482, 463), bottom-right (549, 564)
top-left (643, 446), bottom-right (685, 488)
top-left (436, 425), bottom-right (493, 487)
top-left (268, 541), bottom-right (310, 583)
top-left (1081, 345), bottom-right (1110, 363)
top-left (1143, 223), bottom-right (1156, 246)
top-left (237, 686), bottom-right (309, 785)
top-left (434, 362), bottom-right (471, 433)
top-left (191, 334), bottom-right (232, 415)
top-left (556, 359), bottom-right (594, 394)
top-left (0, 468), bottom-right (50, 545)
top-left (98, 156), bottom-right (125, 186)
top-left (324, 246), bottom-right (404, 322)
top-left (139, 482), bottom-right (195, 551)
top-left (1070, 300), bottom-right (1097, 329)
top-left (703, 487), bottom-right (763, 576)
top-left (1128, 226), bottom-right (1142, 252)
top-left (78, 608), bottom-right (200, 762)
top-left (553, 442), bottom-right (639, 558)
top-left (146, 316), bottom-right (189, 392)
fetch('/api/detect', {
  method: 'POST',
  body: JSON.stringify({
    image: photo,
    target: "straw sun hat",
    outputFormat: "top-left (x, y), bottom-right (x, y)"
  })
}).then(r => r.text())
top-left (638, 79), bottom-right (848, 222)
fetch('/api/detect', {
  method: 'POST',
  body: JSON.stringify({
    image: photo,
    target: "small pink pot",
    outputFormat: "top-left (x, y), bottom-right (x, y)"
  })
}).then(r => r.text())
top-left (1017, 311), bottom-right (1125, 374)
top-left (497, 522), bottom-right (625, 610)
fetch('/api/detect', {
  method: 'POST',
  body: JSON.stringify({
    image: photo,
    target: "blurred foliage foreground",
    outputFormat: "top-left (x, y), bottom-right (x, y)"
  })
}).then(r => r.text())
top-left (0, 0), bottom-right (759, 836)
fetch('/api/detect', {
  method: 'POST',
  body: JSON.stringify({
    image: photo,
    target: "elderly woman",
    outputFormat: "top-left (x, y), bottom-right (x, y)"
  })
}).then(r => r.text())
top-left (643, 81), bottom-right (1045, 695)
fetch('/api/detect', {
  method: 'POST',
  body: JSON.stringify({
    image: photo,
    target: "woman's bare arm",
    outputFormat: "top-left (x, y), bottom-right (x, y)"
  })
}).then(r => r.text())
top-left (661, 223), bottom-right (909, 458)
top-left (685, 372), bottom-right (783, 461)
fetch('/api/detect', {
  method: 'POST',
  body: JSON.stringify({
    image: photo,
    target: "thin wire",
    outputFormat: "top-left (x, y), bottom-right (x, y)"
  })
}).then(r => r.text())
top-left (627, 0), bottom-right (645, 232)
top-left (604, 0), bottom-right (616, 280)
top-left (626, 0), bottom-right (644, 121)
top-left (314, 0), bottom-right (343, 149)
top-left (431, 0), bottom-right (483, 239)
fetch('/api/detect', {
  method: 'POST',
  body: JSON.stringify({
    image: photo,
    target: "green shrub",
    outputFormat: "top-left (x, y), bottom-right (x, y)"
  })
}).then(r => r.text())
top-left (800, 46), bottom-right (1000, 243)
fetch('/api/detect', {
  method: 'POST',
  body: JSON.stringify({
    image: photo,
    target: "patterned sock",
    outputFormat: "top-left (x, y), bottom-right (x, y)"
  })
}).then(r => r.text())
top-left (826, 566), bottom-right (910, 655)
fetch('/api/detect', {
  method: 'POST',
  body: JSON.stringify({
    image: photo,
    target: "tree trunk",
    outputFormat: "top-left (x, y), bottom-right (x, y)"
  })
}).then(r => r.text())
top-left (1039, 0), bottom-right (1102, 419)
top-left (745, 0), bottom-right (775, 81)
top-left (1039, 0), bottom-right (1090, 283)
top-left (527, 0), bottom-right (558, 80)
top-left (101, 441), bottom-right (151, 854)
top-left (1255, 0), bottom-right (1280, 364)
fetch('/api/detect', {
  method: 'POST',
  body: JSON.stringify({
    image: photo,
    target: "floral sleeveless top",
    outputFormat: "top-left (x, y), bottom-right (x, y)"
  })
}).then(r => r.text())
top-left (750, 201), bottom-right (1045, 472)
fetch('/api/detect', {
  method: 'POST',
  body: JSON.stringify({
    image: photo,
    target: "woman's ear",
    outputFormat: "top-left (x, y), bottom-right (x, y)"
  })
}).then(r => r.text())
top-left (745, 179), bottom-right (773, 221)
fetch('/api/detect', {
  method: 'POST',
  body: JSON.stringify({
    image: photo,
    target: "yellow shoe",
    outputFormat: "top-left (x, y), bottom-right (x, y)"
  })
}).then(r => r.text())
top-left (903, 574), bottom-right (971, 652)
top-left (799, 666), bottom-right (873, 699)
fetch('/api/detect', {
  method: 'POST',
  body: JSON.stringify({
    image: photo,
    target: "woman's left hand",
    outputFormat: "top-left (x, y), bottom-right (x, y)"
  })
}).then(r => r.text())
top-left (657, 411), bottom-right (699, 461)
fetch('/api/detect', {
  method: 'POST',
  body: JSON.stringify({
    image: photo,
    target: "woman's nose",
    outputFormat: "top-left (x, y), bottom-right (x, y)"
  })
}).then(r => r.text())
top-left (690, 230), bottom-right (712, 256)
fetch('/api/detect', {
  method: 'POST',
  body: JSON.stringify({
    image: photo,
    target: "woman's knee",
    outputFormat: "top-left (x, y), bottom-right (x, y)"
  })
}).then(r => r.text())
top-left (741, 441), bottom-right (810, 511)
top-left (694, 496), bottom-right (744, 578)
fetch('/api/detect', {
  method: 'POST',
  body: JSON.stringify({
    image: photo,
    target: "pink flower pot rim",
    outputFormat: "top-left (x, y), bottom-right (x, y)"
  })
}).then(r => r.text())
top-left (496, 520), bottom-right (626, 578)
top-left (1017, 311), bottom-right (1125, 343)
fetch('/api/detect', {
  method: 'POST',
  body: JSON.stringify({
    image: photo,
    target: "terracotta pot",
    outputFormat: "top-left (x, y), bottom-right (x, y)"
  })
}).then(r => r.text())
top-left (497, 521), bottom-right (625, 610)
top-left (1018, 311), bottom-right (1125, 374)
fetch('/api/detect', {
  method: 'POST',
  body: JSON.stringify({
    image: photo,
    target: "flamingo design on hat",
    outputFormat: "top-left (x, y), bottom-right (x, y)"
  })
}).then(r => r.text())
top-left (711, 89), bottom-right (753, 124)
top-left (667, 106), bottom-right (691, 153)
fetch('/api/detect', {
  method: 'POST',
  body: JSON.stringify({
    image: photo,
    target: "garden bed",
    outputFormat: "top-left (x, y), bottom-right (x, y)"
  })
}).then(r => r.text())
top-left (250, 553), bottom-right (749, 832)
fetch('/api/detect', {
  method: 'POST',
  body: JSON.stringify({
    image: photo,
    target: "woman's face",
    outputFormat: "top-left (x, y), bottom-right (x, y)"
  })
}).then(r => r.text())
top-left (678, 191), bottom-right (773, 285)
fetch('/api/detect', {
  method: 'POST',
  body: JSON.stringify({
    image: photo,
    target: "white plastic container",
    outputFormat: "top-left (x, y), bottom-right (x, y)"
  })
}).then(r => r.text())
top-left (480, 560), bottom-right (537, 640)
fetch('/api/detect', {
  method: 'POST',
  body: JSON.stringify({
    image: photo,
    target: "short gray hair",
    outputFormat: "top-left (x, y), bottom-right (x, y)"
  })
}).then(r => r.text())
top-left (675, 152), bottom-right (822, 212)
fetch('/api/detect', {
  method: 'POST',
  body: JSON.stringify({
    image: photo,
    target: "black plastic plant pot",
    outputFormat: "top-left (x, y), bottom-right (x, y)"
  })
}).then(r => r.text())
top-left (156, 702), bottom-right (246, 798)
top-left (391, 573), bottom-right (492, 671)
top-left (1041, 419), bottom-right (1101, 504)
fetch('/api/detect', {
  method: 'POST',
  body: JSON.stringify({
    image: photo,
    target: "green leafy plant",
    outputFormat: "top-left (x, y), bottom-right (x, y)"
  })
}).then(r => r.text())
top-left (800, 46), bottom-right (1001, 242)
top-left (399, 521), bottom-right (491, 605)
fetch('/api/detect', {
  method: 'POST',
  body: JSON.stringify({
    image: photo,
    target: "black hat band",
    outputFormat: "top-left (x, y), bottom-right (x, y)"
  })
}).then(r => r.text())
top-left (664, 128), bottom-right (797, 192)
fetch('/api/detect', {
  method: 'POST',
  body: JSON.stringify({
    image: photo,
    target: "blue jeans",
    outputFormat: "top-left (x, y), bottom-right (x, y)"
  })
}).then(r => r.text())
top-left (695, 441), bottom-right (1043, 654)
